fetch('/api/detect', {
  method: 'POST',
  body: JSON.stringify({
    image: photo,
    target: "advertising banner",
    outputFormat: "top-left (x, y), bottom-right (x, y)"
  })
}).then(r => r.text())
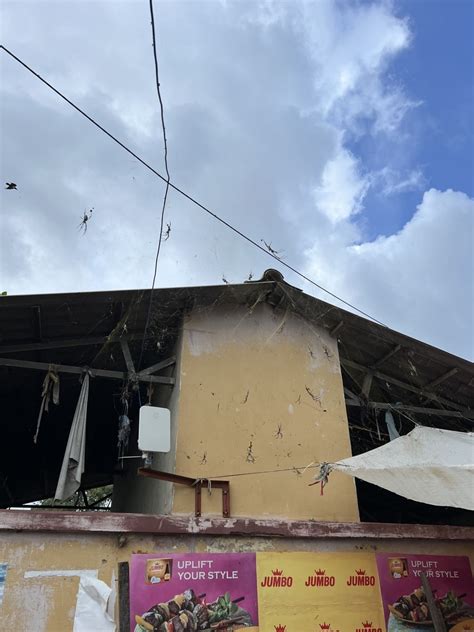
top-left (375, 553), bottom-right (474, 632)
top-left (256, 552), bottom-right (385, 632)
top-left (130, 552), bottom-right (473, 632)
top-left (130, 552), bottom-right (259, 632)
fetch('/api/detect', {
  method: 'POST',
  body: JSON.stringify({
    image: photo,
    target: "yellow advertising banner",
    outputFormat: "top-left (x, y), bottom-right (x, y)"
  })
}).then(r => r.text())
top-left (256, 552), bottom-right (386, 632)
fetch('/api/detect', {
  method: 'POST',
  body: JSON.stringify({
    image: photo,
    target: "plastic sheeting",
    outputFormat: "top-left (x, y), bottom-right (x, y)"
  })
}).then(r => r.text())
top-left (333, 426), bottom-right (474, 510)
top-left (54, 374), bottom-right (89, 501)
top-left (73, 575), bottom-right (115, 632)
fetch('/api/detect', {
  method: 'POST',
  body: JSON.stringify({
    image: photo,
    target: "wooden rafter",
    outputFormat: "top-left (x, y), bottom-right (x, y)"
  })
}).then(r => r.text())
top-left (424, 367), bottom-right (458, 390)
top-left (330, 321), bottom-right (344, 337)
top-left (371, 344), bottom-right (401, 369)
top-left (345, 400), bottom-right (474, 419)
top-left (120, 339), bottom-right (136, 374)
top-left (0, 332), bottom-right (150, 354)
top-left (138, 356), bottom-right (176, 376)
top-left (0, 357), bottom-right (174, 385)
top-left (361, 373), bottom-right (374, 398)
top-left (343, 387), bottom-right (360, 405)
top-left (340, 358), bottom-right (467, 413)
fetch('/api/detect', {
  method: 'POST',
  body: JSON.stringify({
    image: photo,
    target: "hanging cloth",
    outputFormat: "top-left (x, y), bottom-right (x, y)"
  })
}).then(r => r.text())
top-left (328, 426), bottom-right (474, 510)
top-left (384, 410), bottom-right (400, 441)
top-left (54, 373), bottom-right (90, 501)
top-left (34, 367), bottom-right (60, 443)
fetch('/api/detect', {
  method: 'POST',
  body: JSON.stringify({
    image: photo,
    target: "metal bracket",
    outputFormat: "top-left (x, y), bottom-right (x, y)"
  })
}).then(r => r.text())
top-left (138, 467), bottom-right (230, 518)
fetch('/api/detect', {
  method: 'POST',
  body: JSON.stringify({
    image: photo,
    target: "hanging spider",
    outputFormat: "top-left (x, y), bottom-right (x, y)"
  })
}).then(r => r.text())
top-left (261, 239), bottom-right (283, 258)
top-left (77, 208), bottom-right (94, 234)
top-left (222, 275), bottom-right (229, 284)
top-left (163, 222), bottom-right (171, 241)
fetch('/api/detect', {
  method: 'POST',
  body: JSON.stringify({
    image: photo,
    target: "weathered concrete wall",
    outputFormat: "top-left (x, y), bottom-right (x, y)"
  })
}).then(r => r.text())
top-left (172, 302), bottom-right (359, 521)
top-left (0, 529), bottom-right (472, 632)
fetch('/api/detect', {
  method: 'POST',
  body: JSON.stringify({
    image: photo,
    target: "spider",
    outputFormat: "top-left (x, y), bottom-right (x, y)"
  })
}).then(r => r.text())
top-left (77, 208), bottom-right (94, 234)
top-left (163, 222), bottom-right (171, 241)
top-left (261, 239), bottom-right (283, 258)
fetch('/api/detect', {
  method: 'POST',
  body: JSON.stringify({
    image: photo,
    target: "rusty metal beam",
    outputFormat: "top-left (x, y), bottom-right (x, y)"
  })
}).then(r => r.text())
top-left (0, 510), bottom-right (472, 540)
top-left (138, 468), bottom-right (230, 518)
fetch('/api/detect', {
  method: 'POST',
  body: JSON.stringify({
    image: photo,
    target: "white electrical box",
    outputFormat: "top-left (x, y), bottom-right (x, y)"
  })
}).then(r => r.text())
top-left (138, 406), bottom-right (171, 453)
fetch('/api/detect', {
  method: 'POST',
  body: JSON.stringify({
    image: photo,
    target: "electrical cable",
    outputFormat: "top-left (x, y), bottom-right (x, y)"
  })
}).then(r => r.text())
top-left (0, 44), bottom-right (386, 326)
top-left (137, 0), bottom-right (171, 370)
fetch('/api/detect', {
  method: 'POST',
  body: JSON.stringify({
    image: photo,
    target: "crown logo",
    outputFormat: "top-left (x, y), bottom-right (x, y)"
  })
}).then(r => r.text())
top-left (320, 623), bottom-right (331, 630)
top-left (355, 569), bottom-right (366, 576)
top-left (362, 622), bottom-right (373, 628)
top-left (272, 569), bottom-right (283, 576)
top-left (315, 569), bottom-right (326, 576)
top-left (274, 626), bottom-right (286, 632)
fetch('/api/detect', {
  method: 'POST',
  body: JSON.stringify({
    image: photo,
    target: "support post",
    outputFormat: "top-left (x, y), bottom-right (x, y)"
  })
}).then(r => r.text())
top-left (420, 572), bottom-right (447, 632)
top-left (118, 561), bottom-right (130, 632)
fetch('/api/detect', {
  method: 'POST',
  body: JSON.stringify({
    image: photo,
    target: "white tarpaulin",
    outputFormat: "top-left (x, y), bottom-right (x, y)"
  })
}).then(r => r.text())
top-left (54, 374), bottom-right (90, 501)
top-left (332, 426), bottom-right (474, 510)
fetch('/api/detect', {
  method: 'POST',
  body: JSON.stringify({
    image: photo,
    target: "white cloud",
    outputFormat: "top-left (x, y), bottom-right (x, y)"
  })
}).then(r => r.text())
top-left (0, 0), bottom-right (471, 360)
top-left (312, 148), bottom-right (370, 222)
top-left (376, 167), bottom-right (426, 196)
top-left (305, 189), bottom-right (474, 358)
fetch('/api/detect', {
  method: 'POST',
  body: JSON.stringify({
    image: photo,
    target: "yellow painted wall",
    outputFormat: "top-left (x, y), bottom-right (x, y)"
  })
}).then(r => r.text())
top-left (171, 302), bottom-right (359, 521)
top-left (0, 529), bottom-right (472, 632)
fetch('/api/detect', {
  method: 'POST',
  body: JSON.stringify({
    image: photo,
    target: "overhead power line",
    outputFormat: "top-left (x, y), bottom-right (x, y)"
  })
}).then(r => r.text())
top-left (138, 0), bottom-right (172, 369)
top-left (0, 44), bottom-right (386, 327)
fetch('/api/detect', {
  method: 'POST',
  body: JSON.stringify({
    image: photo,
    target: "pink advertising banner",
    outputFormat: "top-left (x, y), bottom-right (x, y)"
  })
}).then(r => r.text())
top-left (129, 552), bottom-right (258, 632)
top-left (375, 553), bottom-right (474, 632)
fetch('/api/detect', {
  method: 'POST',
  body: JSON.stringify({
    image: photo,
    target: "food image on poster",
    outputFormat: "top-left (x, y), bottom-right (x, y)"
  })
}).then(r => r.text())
top-left (376, 554), bottom-right (474, 632)
top-left (130, 553), bottom-right (259, 632)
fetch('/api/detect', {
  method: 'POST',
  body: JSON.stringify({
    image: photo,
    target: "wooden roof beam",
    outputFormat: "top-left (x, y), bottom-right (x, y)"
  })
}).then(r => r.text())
top-left (371, 344), bottom-right (401, 369)
top-left (424, 367), bottom-right (459, 391)
top-left (138, 356), bottom-right (176, 376)
top-left (0, 332), bottom-right (150, 354)
top-left (120, 339), bottom-right (136, 374)
top-left (0, 357), bottom-right (174, 385)
top-left (340, 358), bottom-right (467, 413)
top-left (345, 400), bottom-right (474, 419)
top-left (330, 321), bottom-right (344, 337)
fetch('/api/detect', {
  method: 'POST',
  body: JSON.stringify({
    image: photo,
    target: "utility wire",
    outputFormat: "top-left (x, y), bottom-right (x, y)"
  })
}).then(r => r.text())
top-left (138, 0), bottom-right (171, 370)
top-left (0, 44), bottom-right (386, 327)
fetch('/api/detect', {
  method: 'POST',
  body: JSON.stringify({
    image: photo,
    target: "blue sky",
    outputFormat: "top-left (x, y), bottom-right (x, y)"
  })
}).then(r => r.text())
top-left (1, 0), bottom-right (473, 358)
top-left (350, 0), bottom-right (474, 240)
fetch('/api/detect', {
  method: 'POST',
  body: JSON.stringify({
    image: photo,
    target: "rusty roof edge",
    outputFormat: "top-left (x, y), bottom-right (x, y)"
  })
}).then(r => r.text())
top-left (0, 510), bottom-right (473, 540)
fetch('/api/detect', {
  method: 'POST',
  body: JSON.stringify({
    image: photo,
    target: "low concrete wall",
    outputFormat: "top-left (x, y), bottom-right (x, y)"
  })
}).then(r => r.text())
top-left (0, 511), bottom-right (472, 631)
